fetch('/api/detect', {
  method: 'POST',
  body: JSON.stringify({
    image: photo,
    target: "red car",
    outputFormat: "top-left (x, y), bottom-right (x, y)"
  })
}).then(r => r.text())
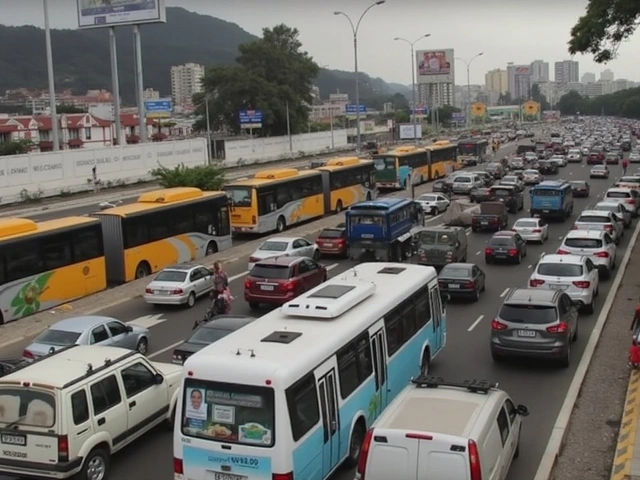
top-left (316, 226), bottom-right (348, 257)
top-left (587, 153), bottom-right (604, 164)
top-left (244, 256), bottom-right (327, 309)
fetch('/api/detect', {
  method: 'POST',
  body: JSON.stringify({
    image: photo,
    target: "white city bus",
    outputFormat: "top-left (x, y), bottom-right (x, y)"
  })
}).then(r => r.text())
top-left (173, 263), bottom-right (447, 480)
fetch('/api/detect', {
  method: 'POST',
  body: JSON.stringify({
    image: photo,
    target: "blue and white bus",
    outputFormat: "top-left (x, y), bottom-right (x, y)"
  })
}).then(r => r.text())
top-left (173, 262), bottom-right (447, 480)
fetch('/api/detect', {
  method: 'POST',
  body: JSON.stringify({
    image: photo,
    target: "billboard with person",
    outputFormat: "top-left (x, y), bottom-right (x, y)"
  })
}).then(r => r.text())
top-left (416, 49), bottom-right (454, 83)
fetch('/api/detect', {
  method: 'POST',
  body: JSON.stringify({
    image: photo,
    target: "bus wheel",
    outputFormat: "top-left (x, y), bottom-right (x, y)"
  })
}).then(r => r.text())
top-left (276, 216), bottom-right (286, 233)
top-left (0, 312), bottom-right (4, 326)
top-left (345, 421), bottom-right (366, 467)
top-left (135, 262), bottom-right (151, 279)
top-left (335, 200), bottom-right (343, 213)
top-left (420, 353), bottom-right (431, 375)
top-left (205, 242), bottom-right (218, 256)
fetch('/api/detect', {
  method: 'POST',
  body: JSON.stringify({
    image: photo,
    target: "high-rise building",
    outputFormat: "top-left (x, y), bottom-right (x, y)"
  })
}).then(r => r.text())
top-left (600, 69), bottom-right (614, 81)
top-left (581, 72), bottom-right (596, 84)
top-left (507, 64), bottom-right (532, 100)
top-left (554, 60), bottom-right (579, 84)
top-left (415, 48), bottom-right (456, 108)
top-left (485, 69), bottom-right (508, 105)
top-left (170, 63), bottom-right (205, 108)
top-left (530, 60), bottom-right (550, 83)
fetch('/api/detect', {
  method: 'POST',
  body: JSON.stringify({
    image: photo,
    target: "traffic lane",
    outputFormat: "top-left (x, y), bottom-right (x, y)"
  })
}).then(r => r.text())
top-left (27, 198), bottom-right (139, 222)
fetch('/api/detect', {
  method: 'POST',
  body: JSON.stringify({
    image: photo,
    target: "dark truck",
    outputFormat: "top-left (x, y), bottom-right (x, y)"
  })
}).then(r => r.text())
top-left (471, 201), bottom-right (508, 232)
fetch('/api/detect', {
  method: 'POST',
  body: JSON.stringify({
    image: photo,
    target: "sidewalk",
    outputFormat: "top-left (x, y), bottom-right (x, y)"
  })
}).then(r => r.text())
top-left (611, 369), bottom-right (640, 480)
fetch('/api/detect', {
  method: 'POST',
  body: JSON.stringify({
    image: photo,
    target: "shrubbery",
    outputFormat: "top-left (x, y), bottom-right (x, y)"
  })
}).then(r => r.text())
top-left (150, 163), bottom-right (226, 191)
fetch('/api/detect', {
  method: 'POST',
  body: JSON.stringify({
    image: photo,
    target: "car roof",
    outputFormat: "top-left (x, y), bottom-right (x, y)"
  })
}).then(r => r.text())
top-left (319, 226), bottom-right (345, 232)
top-left (578, 210), bottom-right (611, 217)
top-left (254, 256), bottom-right (307, 266)
top-left (47, 315), bottom-right (117, 332)
top-left (539, 254), bottom-right (584, 265)
top-left (505, 287), bottom-right (559, 306)
top-left (162, 264), bottom-right (199, 272)
top-left (606, 187), bottom-right (633, 193)
top-left (565, 229), bottom-right (606, 239)
top-left (493, 230), bottom-right (516, 237)
top-left (262, 237), bottom-right (298, 243)
top-left (595, 201), bottom-right (620, 207)
top-left (199, 315), bottom-right (256, 329)
top-left (442, 262), bottom-right (472, 270)
top-left (514, 217), bottom-right (539, 223)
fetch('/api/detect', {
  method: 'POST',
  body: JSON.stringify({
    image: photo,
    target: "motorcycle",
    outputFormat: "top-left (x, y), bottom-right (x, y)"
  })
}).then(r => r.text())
top-left (98, 200), bottom-right (123, 210)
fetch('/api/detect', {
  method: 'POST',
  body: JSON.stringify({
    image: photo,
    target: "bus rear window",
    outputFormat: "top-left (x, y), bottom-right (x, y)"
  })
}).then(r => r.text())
top-left (225, 187), bottom-right (253, 207)
top-left (373, 157), bottom-right (396, 171)
top-left (181, 380), bottom-right (275, 447)
top-left (350, 215), bottom-right (384, 225)
top-left (531, 189), bottom-right (561, 196)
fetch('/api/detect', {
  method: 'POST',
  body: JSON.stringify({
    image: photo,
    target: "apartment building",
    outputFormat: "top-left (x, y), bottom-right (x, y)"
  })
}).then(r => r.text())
top-left (170, 63), bottom-right (205, 108)
top-left (530, 60), bottom-right (550, 83)
top-left (554, 60), bottom-right (579, 84)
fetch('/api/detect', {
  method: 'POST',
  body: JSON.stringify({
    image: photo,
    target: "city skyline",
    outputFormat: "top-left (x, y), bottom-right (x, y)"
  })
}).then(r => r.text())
top-left (1, 0), bottom-right (639, 87)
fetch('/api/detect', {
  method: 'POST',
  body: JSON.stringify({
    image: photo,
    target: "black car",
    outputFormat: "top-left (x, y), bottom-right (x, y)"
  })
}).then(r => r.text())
top-left (485, 231), bottom-right (527, 264)
top-left (569, 180), bottom-right (590, 197)
top-left (173, 315), bottom-right (256, 365)
top-left (470, 187), bottom-right (493, 203)
top-left (538, 160), bottom-right (559, 175)
top-left (432, 180), bottom-right (449, 193)
top-left (438, 263), bottom-right (486, 301)
top-left (0, 359), bottom-right (27, 377)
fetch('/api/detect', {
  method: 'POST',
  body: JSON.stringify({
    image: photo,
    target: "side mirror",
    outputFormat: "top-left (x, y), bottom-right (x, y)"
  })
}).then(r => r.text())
top-left (516, 404), bottom-right (529, 416)
top-left (126, 325), bottom-right (133, 333)
top-left (154, 373), bottom-right (164, 385)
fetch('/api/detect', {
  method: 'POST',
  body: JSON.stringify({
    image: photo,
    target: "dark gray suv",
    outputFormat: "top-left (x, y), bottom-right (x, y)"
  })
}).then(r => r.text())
top-left (490, 288), bottom-right (579, 368)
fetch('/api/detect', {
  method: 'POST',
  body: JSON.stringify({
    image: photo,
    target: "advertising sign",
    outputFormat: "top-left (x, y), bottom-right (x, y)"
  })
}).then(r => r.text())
top-left (514, 65), bottom-right (530, 75)
top-left (410, 105), bottom-right (429, 116)
top-left (452, 112), bottom-right (466, 123)
top-left (398, 124), bottom-right (423, 140)
top-left (543, 110), bottom-right (561, 121)
top-left (470, 102), bottom-right (487, 119)
top-left (144, 99), bottom-right (172, 119)
top-left (239, 110), bottom-right (263, 129)
top-left (522, 101), bottom-right (541, 120)
top-left (77, 0), bottom-right (166, 29)
top-left (416, 49), bottom-right (454, 83)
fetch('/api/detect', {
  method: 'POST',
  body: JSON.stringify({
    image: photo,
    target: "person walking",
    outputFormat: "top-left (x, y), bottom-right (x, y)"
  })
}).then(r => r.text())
top-left (212, 261), bottom-right (228, 291)
top-left (623, 158), bottom-right (629, 176)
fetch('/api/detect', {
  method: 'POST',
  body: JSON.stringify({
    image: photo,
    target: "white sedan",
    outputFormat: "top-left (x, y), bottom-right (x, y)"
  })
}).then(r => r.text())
top-left (512, 217), bottom-right (549, 243)
top-left (523, 169), bottom-right (543, 185)
top-left (416, 193), bottom-right (450, 215)
top-left (248, 237), bottom-right (320, 270)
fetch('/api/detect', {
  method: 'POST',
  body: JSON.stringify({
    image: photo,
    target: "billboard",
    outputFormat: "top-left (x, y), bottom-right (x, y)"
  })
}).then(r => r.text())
top-left (514, 65), bottom-right (530, 75)
top-left (416, 49), bottom-right (454, 83)
top-left (144, 98), bottom-right (172, 118)
top-left (77, 0), bottom-right (167, 29)
top-left (470, 102), bottom-right (487, 119)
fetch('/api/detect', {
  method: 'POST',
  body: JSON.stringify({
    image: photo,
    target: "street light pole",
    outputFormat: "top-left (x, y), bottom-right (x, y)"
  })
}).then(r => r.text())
top-left (334, 1), bottom-right (386, 152)
top-left (43, 0), bottom-right (60, 151)
top-left (455, 52), bottom-right (484, 129)
top-left (394, 34), bottom-right (431, 142)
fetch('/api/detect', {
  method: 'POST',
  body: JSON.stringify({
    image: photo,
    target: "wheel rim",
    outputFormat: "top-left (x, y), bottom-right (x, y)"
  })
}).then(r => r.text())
top-left (137, 339), bottom-right (147, 354)
top-left (188, 294), bottom-right (195, 307)
top-left (350, 430), bottom-right (363, 460)
top-left (87, 455), bottom-right (106, 480)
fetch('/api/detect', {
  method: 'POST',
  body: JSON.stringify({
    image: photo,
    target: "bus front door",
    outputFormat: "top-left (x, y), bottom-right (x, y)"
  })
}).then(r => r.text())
top-left (316, 363), bottom-right (341, 477)
top-left (369, 324), bottom-right (388, 415)
top-left (430, 287), bottom-right (444, 353)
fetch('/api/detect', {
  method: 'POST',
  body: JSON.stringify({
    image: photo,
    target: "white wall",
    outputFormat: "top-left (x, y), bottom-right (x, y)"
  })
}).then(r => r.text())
top-left (0, 139), bottom-right (206, 205)
top-left (222, 130), bottom-right (349, 166)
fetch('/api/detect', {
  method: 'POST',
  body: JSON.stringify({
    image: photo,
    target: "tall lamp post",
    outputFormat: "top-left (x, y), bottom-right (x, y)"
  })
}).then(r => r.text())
top-left (394, 34), bottom-right (431, 142)
top-left (43, 0), bottom-right (60, 151)
top-left (334, 1), bottom-right (386, 152)
top-left (455, 52), bottom-right (484, 128)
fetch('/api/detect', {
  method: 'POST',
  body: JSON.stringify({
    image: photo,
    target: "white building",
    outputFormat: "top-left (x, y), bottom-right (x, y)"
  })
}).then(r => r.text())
top-left (613, 79), bottom-right (631, 92)
top-left (584, 82), bottom-right (604, 97)
top-left (581, 72), bottom-right (596, 84)
top-left (170, 63), bottom-right (205, 108)
top-left (309, 103), bottom-right (343, 121)
top-left (530, 60), bottom-right (550, 83)
top-left (143, 88), bottom-right (160, 100)
top-left (417, 83), bottom-right (455, 109)
top-left (554, 60), bottom-right (580, 84)
top-left (600, 69), bottom-right (614, 81)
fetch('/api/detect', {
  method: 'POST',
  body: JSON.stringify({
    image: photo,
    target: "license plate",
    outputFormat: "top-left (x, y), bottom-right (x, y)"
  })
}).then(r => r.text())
top-left (260, 285), bottom-right (275, 291)
top-left (154, 290), bottom-right (169, 295)
top-left (517, 330), bottom-right (536, 337)
top-left (543, 210), bottom-right (550, 213)
top-left (324, 243), bottom-right (333, 247)
top-left (448, 284), bottom-right (460, 289)
top-left (1, 433), bottom-right (26, 446)
top-left (213, 473), bottom-right (246, 480)
top-left (481, 221), bottom-right (488, 225)
top-left (550, 284), bottom-right (568, 290)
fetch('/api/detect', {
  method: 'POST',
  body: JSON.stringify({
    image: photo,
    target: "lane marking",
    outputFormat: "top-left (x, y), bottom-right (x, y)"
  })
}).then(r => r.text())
top-left (127, 314), bottom-right (166, 329)
top-left (149, 340), bottom-right (183, 359)
top-left (559, 235), bottom-right (563, 240)
top-left (229, 271), bottom-right (249, 282)
top-left (500, 288), bottom-right (509, 297)
top-left (468, 315), bottom-right (484, 332)
top-left (465, 227), bottom-right (472, 235)
top-left (0, 336), bottom-right (26, 350)
top-left (425, 213), bottom-right (444, 223)
top-left (476, 251), bottom-right (481, 255)
top-left (326, 263), bottom-right (339, 271)
top-left (527, 264), bottom-right (533, 269)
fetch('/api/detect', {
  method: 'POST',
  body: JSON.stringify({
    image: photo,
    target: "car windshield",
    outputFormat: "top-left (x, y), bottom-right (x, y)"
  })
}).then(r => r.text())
top-left (531, 189), bottom-right (560, 196)
top-left (499, 304), bottom-right (557, 324)
top-left (489, 236), bottom-right (515, 247)
top-left (595, 205), bottom-right (617, 213)
top-left (570, 182), bottom-right (587, 188)
top-left (537, 263), bottom-right (583, 277)
top-left (453, 177), bottom-right (471, 183)
top-left (34, 329), bottom-right (81, 346)
top-left (224, 187), bottom-right (253, 207)
top-left (564, 238), bottom-right (603, 248)
top-left (188, 326), bottom-right (237, 346)
top-left (259, 241), bottom-right (288, 252)
top-left (592, 165), bottom-right (605, 170)
top-left (155, 270), bottom-right (188, 282)
top-left (514, 220), bottom-right (538, 228)
top-left (418, 231), bottom-right (456, 245)
top-left (524, 170), bottom-right (538, 175)
top-left (440, 267), bottom-right (470, 278)
top-left (318, 229), bottom-right (343, 239)
top-left (606, 191), bottom-right (631, 198)
top-left (577, 215), bottom-right (609, 223)
top-left (250, 265), bottom-right (292, 279)
top-left (0, 388), bottom-right (56, 428)
top-left (418, 195), bottom-right (437, 202)
top-left (503, 177), bottom-right (517, 183)
top-left (491, 188), bottom-right (511, 197)
top-left (620, 177), bottom-right (640, 183)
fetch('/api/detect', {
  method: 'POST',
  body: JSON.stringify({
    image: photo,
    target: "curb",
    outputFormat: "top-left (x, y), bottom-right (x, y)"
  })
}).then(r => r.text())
top-left (533, 217), bottom-right (640, 480)
top-left (611, 369), bottom-right (640, 480)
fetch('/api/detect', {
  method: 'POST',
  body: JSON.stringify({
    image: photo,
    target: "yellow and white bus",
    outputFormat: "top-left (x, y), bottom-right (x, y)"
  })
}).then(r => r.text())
top-left (0, 216), bottom-right (106, 325)
top-left (316, 157), bottom-right (377, 213)
top-left (224, 169), bottom-right (325, 234)
top-left (426, 140), bottom-right (459, 178)
top-left (93, 187), bottom-right (231, 284)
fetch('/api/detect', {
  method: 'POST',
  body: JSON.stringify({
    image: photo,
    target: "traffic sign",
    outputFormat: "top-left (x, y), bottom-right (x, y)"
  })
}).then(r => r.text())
top-left (345, 104), bottom-right (367, 114)
top-left (239, 109), bottom-right (263, 129)
top-left (452, 112), bottom-right (466, 123)
top-left (144, 99), bottom-right (172, 118)
top-left (410, 105), bottom-right (429, 115)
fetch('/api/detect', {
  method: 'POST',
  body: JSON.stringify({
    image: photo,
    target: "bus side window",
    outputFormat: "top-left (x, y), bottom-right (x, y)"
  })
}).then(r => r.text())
top-left (5, 241), bottom-right (43, 282)
top-left (285, 374), bottom-right (320, 442)
top-left (42, 233), bottom-right (72, 271)
top-left (257, 190), bottom-right (276, 214)
top-left (218, 206), bottom-right (230, 236)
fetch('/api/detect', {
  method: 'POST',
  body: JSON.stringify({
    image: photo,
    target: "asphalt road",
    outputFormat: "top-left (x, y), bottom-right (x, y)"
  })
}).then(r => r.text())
top-left (0, 157), bottom-right (632, 480)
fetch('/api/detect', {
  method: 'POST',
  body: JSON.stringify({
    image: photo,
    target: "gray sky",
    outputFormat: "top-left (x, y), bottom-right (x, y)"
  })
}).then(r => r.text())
top-left (2, 0), bottom-right (639, 86)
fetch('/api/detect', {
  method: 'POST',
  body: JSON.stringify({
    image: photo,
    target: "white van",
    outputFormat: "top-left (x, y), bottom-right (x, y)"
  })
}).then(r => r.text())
top-left (355, 376), bottom-right (529, 480)
top-left (0, 345), bottom-right (182, 480)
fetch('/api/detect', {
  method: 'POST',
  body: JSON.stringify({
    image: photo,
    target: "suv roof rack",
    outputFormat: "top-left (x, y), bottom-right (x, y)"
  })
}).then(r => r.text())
top-left (411, 375), bottom-right (498, 394)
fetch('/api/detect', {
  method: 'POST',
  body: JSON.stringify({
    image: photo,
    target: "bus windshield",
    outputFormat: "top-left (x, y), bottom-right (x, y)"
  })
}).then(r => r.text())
top-left (225, 187), bottom-right (253, 207)
top-left (457, 143), bottom-right (478, 155)
top-left (181, 380), bottom-right (276, 447)
top-left (373, 157), bottom-right (396, 171)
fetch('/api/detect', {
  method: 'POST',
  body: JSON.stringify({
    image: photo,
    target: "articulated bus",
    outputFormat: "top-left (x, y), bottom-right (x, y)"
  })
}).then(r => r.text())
top-left (316, 157), bottom-right (377, 213)
top-left (457, 137), bottom-right (489, 165)
top-left (174, 262), bottom-right (446, 480)
top-left (425, 140), bottom-right (459, 178)
top-left (0, 216), bottom-right (106, 325)
top-left (93, 187), bottom-right (232, 284)
top-left (372, 145), bottom-right (429, 190)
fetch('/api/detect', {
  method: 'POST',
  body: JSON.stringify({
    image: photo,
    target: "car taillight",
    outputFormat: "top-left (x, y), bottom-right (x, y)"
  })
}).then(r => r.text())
top-left (594, 251), bottom-right (610, 258)
top-left (529, 279), bottom-right (545, 287)
top-left (547, 322), bottom-right (569, 334)
top-left (573, 281), bottom-right (591, 288)
top-left (484, 248), bottom-right (493, 255)
top-left (604, 224), bottom-right (614, 232)
top-left (244, 279), bottom-right (252, 289)
top-left (249, 256), bottom-right (260, 263)
top-left (626, 199), bottom-right (636, 205)
top-left (173, 457), bottom-right (184, 474)
top-left (22, 350), bottom-right (34, 359)
top-left (337, 238), bottom-right (346, 245)
top-left (272, 474), bottom-right (294, 480)
top-left (508, 249), bottom-right (518, 255)
top-left (491, 319), bottom-right (508, 330)
top-left (464, 281), bottom-right (475, 288)
top-left (283, 280), bottom-right (298, 291)
top-left (172, 288), bottom-right (183, 295)
top-left (145, 288), bottom-right (153, 294)
top-left (557, 249), bottom-right (570, 254)
top-left (357, 429), bottom-right (374, 477)
top-left (532, 228), bottom-right (542, 233)
top-left (58, 435), bottom-right (69, 462)
top-left (571, 225), bottom-right (578, 229)
top-left (251, 215), bottom-right (257, 224)
top-left (469, 439), bottom-right (482, 480)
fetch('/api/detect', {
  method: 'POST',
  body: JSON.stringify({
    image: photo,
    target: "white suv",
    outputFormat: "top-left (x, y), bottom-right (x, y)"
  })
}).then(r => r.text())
top-left (604, 187), bottom-right (640, 216)
top-left (0, 345), bottom-right (182, 480)
top-left (573, 210), bottom-right (622, 244)
top-left (558, 230), bottom-right (617, 279)
top-left (529, 254), bottom-right (599, 313)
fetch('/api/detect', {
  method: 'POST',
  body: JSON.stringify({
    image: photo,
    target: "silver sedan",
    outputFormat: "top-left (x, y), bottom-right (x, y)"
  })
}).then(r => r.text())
top-left (512, 218), bottom-right (549, 243)
top-left (144, 264), bottom-right (214, 308)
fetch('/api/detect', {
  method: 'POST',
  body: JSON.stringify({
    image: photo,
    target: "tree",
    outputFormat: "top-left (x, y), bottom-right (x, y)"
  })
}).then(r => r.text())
top-left (437, 105), bottom-right (461, 126)
top-left (196, 24), bottom-right (319, 137)
top-left (556, 86), bottom-right (640, 119)
top-left (498, 92), bottom-right (513, 106)
top-left (557, 91), bottom-right (584, 115)
top-left (530, 84), bottom-right (551, 111)
top-left (568, 0), bottom-right (640, 62)
top-left (0, 139), bottom-right (33, 156)
top-left (150, 164), bottom-right (226, 191)
top-left (621, 97), bottom-right (640, 119)
top-left (57, 104), bottom-right (87, 114)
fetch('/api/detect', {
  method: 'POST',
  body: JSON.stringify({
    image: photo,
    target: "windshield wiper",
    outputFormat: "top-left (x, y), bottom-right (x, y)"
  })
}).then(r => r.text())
top-left (4, 415), bottom-right (27, 429)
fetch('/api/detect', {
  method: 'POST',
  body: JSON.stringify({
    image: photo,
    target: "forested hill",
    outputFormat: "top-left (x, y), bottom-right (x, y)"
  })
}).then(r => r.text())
top-left (0, 7), bottom-right (409, 105)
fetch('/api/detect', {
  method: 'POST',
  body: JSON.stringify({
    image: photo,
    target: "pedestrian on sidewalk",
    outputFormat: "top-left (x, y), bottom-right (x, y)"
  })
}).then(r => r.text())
top-left (629, 339), bottom-right (640, 369)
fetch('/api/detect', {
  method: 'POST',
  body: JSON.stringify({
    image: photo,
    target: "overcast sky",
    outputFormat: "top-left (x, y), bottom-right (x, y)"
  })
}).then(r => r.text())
top-left (2, 0), bottom-right (639, 86)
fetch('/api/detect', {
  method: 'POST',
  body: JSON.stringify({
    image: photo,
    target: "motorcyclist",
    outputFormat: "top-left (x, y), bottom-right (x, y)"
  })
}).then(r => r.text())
top-left (210, 284), bottom-right (232, 315)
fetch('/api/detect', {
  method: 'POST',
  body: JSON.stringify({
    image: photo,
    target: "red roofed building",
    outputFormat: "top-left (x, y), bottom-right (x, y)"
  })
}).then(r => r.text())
top-left (119, 113), bottom-right (156, 144)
